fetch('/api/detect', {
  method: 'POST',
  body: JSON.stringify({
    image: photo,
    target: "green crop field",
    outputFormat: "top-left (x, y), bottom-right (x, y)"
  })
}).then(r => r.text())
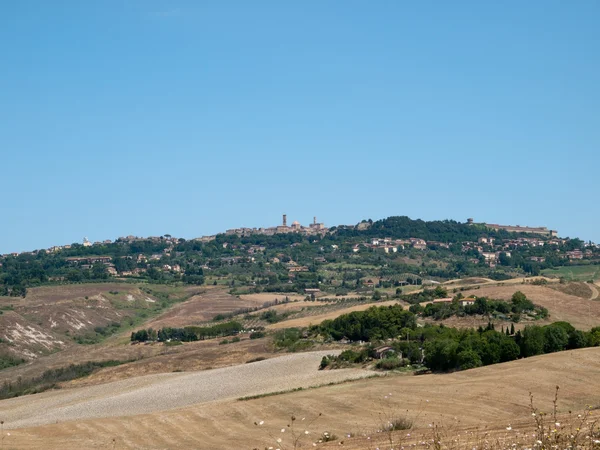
top-left (542, 265), bottom-right (600, 282)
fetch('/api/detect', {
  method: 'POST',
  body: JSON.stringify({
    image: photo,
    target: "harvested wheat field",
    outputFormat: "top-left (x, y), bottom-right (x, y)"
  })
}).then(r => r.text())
top-left (2, 348), bottom-right (599, 449)
top-left (461, 284), bottom-right (600, 330)
top-left (238, 292), bottom-right (307, 303)
top-left (141, 287), bottom-right (262, 329)
top-left (0, 351), bottom-right (370, 431)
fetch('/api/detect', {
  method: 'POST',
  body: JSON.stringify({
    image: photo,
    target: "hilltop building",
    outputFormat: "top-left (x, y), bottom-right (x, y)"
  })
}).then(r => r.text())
top-left (469, 218), bottom-right (557, 237)
top-left (225, 214), bottom-right (327, 237)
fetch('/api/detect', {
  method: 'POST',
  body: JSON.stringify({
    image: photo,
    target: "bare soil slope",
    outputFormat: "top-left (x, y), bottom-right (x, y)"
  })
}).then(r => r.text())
top-left (0, 284), bottom-right (171, 360)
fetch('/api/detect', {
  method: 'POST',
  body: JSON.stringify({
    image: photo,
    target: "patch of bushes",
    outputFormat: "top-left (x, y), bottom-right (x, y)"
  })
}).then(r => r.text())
top-left (246, 357), bottom-right (267, 364)
top-left (273, 328), bottom-right (312, 352)
top-left (315, 304), bottom-right (416, 341)
top-left (0, 353), bottom-right (26, 370)
top-left (375, 356), bottom-right (405, 371)
top-left (0, 359), bottom-right (132, 400)
top-left (260, 310), bottom-right (290, 324)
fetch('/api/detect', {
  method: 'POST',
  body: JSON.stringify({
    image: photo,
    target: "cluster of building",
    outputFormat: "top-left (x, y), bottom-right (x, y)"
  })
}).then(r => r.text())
top-left (350, 224), bottom-right (598, 268)
top-left (354, 237), bottom-right (429, 254)
top-left (565, 249), bottom-right (594, 260)
top-left (473, 218), bottom-right (558, 237)
top-left (224, 215), bottom-right (327, 238)
top-left (433, 297), bottom-right (476, 307)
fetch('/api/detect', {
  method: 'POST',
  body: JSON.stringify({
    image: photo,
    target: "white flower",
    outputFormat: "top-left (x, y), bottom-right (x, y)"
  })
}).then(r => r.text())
top-left (507, 426), bottom-right (512, 431)
top-left (259, 420), bottom-right (264, 425)
top-left (277, 438), bottom-right (282, 443)
top-left (555, 422), bottom-right (560, 427)
top-left (305, 431), bottom-right (309, 435)
top-left (281, 428), bottom-right (285, 433)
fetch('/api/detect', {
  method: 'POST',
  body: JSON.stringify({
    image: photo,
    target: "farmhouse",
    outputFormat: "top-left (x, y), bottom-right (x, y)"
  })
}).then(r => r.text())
top-left (304, 288), bottom-right (321, 294)
top-left (460, 297), bottom-right (476, 306)
top-left (433, 297), bottom-right (454, 304)
top-left (566, 250), bottom-right (584, 260)
top-left (374, 346), bottom-right (396, 359)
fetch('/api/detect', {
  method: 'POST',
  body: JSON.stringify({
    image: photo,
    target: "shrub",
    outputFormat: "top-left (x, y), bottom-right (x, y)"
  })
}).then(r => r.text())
top-left (387, 417), bottom-right (413, 431)
top-left (246, 357), bottom-right (266, 364)
top-left (0, 353), bottom-right (25, 370)
top-left (375, 357), bottom-right (404, 371)
top-left (250, 331), bottom-right (266, 339)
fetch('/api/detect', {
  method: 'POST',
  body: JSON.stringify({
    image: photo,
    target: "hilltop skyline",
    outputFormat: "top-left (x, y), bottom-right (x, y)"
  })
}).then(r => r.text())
top-left (2, 1), bottom-right (599, 253)
top-left (2, 212), bottom-right (580, 256)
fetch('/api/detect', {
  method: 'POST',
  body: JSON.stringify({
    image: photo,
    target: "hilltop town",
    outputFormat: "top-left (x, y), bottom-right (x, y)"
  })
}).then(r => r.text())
top-left (1, 215), bottom-right (598, 298)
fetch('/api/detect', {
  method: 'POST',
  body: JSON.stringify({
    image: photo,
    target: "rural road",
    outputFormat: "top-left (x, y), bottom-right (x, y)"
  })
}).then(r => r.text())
top-left (590, 283), bottom-right (599, 300)
top-left (0, 351), bottom-right (371, 430)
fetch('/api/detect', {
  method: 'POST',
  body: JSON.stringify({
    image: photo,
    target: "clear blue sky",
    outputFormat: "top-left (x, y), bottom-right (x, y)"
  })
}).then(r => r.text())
top-left (1, 1), bottom-right (599, 253)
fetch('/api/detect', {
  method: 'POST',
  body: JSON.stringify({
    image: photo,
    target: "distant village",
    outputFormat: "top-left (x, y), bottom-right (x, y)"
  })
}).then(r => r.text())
top-left (2, 217), bottom-right (599, 284)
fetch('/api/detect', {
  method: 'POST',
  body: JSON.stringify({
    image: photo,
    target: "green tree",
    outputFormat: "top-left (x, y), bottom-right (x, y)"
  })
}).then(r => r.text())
top-left (543, 325), bottom-right (568, 353)
top-left (499, 338), bottom-right (520, 362)
top-left (457, 349), bottom-right (482, 370)
top-left (520, 326), bottom-right (545, 357)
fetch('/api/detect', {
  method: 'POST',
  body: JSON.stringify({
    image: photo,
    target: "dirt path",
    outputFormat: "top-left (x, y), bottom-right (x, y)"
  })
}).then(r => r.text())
top-left (0, 351), bottom-right (371, 430)
top-left (590, 283), bottom-right (599, 300)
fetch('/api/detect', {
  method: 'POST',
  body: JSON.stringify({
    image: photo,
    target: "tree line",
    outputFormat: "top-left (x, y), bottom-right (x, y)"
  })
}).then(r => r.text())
top-left (130, 321), bottom-right (243, 342)
top-left (409, 291), bottom-right (549, 322)
top-left (312, 304), bottom-right (600, 372)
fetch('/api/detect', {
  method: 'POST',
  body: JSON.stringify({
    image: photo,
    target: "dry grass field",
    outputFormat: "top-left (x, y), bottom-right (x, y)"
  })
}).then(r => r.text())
top-left (0, 283), bottom-right (139, 307)
top-left (1, 347), bottom-right (599, 449)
